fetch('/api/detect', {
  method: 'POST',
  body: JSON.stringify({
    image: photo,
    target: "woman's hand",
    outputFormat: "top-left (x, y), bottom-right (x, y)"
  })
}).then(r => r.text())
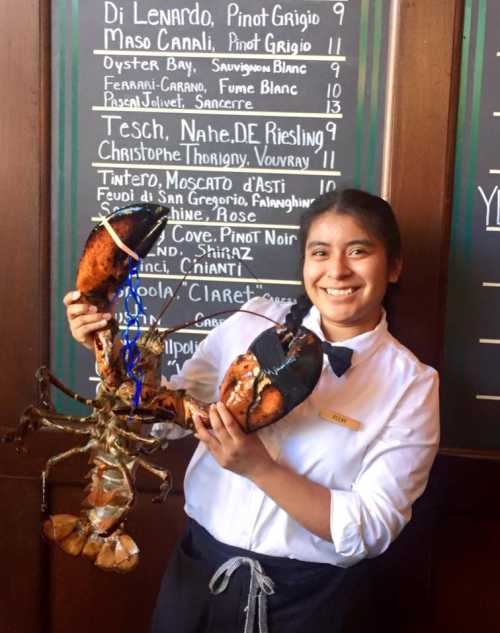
top-left (63, 290), bottom-right (112, 351)
top-left (192, 402), bottom-right (275, 481)
top-left (193, 402), bottom-right (332, 541)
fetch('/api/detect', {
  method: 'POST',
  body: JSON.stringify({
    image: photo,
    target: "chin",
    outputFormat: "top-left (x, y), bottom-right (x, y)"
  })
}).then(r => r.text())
top-left (321, 303), bottom-right (360, 323)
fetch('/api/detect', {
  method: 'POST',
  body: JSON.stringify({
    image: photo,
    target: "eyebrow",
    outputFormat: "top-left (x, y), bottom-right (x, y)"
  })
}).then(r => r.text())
top-left (306, 238), bottom-right (375, 249)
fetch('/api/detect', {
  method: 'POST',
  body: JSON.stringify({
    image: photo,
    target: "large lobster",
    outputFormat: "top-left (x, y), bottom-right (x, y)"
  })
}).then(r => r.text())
top-left (2, 204), bottom-right (323, 573)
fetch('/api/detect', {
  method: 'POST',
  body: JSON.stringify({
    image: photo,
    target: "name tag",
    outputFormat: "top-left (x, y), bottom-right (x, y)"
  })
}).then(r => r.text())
top-left (319, 409), bottom-right (362, 432)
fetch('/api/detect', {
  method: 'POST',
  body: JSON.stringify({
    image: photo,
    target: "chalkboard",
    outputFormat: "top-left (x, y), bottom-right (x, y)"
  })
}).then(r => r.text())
top-left (51, 0), bottom-right (396, 407)
top-left (442, 0), bottom-right (500, 450)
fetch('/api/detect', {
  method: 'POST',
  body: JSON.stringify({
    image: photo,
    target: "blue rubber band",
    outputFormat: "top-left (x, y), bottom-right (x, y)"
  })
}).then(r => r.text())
top-left (120, 257), bottom-right (145, 408)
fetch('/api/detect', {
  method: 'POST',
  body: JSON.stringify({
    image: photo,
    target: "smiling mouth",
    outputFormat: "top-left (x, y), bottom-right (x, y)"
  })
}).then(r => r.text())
top-left (322, 287), bottom-right (358, 297)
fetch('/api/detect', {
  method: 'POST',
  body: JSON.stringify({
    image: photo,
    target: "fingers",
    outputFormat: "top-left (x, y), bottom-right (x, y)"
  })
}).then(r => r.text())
top-left (66, 302), bottom-right (97, 319)
top-left (67, 305), bottom-right (112, 332)
top-left (209, 403), bottom-right (232, 444)
top-left (193, 404), bottom-right (268, 478)
top-left (63, 289), bottom-right (112, 350)
top-left (215, 402), bottom-right (243, 441)
top-left (63, 290), bottom-right (81, 307)
top-left (192, 412), bottom-right (219, 451)
top-left (72, 313), bottom-right (111, 338)
top-left (193, 403), bottom-right (243, 449)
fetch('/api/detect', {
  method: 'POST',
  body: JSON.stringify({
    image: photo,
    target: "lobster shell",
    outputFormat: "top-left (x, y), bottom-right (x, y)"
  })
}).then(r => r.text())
top-left (220, 324), bottom-right (323, 432)
top-left (76, 203), bottom-right (169, 309)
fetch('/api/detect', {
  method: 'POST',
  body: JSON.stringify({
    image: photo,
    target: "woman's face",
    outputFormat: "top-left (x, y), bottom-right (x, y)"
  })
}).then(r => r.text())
top-left (303, 211), bottom-right (401, 341)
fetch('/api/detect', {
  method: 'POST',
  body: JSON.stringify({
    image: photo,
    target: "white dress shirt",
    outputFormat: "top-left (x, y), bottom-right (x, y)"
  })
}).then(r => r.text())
top-left (160, 297), bottom-right (440, 568)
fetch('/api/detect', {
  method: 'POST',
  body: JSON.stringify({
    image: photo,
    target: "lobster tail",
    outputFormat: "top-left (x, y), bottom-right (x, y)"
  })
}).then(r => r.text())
top-left (41, 461), bottom-right (140, 572)
top-left (92, 532), bottom-right (139, 573)
top-left (43, 514), bottom-right (139, 573)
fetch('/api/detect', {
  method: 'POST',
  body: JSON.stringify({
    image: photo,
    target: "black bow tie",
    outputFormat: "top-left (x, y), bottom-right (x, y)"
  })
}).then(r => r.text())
top-left (321, 342), bottom-right (353, 377)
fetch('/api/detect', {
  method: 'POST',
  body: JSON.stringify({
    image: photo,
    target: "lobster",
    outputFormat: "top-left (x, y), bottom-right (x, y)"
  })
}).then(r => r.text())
top-left (2, 203), bottom-right (324, 573)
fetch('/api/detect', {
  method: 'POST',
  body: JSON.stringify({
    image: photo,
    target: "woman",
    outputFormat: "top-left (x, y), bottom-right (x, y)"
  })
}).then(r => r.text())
top-left (65, 189), bottom-right (439, 633)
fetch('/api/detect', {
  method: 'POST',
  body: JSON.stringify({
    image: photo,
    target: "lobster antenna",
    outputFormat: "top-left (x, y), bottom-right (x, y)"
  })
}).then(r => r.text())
top-left (144, 246), bottom-right (262, 341)
top-left (157, 308), bottom-right (281, 342)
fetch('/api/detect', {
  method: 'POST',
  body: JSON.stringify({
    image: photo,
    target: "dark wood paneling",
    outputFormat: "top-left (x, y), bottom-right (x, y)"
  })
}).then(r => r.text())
top-left (0, 428), bottom-right (196, 633)
top-left (432, 517), bottom-right (500, 633)
top-left (0, 0), bottom-right (50, 426)
top-left (48, 488), bottom-right (187, 633)
top-left (429, 454), bottom-right (500, 633)
top-left (0, 478), bottom-right (48, 633)
top-left (388, 0), bottom-right (464, 368)
top-left (0, 2), bottom-right (50, 631)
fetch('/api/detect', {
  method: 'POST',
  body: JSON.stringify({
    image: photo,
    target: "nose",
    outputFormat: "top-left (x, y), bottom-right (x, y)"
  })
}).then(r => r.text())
top-left (326, 253), bottom-right (351, 279)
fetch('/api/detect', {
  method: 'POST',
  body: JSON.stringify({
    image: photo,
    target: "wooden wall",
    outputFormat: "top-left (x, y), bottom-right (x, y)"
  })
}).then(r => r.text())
top-left (1, 3), bottom-right (49, 629)
top-left (1, 1), bottom-right (499, 632)
top-left (388, 0), bottom-right (464, 369)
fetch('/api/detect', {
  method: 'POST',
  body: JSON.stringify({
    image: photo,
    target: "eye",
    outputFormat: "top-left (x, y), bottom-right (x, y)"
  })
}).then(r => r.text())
top-left (311, 248), bottom-right (328, 257)
top-left (348, 247), bottom-right (368, 257)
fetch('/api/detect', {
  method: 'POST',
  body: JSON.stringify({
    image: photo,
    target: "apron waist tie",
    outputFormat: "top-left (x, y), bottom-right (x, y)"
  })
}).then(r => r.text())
top-left (209, 556), bottom-right (275, 633)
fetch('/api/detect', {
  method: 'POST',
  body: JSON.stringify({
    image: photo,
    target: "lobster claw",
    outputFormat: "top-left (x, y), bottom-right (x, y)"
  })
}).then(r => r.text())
top-left (250, 325), bottom-right (323, 412)
top-left (76, 203), bottom-right (169, 308)
top-left (220, 325), bottom-right (323, 433)
top-left (114, 203), bottom-right (170, 258)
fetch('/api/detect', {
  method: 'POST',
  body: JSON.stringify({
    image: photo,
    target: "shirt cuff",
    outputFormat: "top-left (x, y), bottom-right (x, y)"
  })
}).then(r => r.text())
top-left (330, 489), bottom-right (367, 565)
top-left (151, 421), bottom-right (192, 440)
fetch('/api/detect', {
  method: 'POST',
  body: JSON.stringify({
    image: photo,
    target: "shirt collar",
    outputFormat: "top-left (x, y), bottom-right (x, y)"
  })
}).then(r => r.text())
top-left (302, 305), bottom-right (388, 370)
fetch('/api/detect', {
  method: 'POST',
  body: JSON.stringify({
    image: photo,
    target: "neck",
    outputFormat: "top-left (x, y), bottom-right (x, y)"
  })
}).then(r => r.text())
top-left (320, 309), bottom-right (383, 342)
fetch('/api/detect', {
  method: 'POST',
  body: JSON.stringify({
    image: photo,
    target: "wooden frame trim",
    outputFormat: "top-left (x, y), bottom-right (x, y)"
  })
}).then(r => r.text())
top-left (39, 0), bottom-right (52, 371)
top-left (387, 0), bottom-right (464, 369)
top-left (0, 0), bottom-right (51, 427)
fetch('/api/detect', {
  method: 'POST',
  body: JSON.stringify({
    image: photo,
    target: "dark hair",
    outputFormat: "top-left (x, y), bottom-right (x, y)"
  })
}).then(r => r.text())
top-left (286, 188), bottom-right (402, 333)
top-left (299, 189), bottom-right (401, 266)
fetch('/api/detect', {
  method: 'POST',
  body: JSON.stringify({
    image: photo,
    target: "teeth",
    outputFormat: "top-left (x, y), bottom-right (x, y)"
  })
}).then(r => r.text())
top-left (325, 287), bottom-right (355, 296)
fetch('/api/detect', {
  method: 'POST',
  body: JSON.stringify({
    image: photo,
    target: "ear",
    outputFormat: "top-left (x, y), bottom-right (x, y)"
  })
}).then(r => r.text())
top-left (388, 258), bottom-right (402, 284)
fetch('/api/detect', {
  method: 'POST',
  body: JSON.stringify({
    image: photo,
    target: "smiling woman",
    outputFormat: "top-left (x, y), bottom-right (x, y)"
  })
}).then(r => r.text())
top-left (65, 188), bottom-right (439, 633)
top-left (301, 191), bottom-right (402, 341)
top-left (146, 189), bottom-right (437, 633)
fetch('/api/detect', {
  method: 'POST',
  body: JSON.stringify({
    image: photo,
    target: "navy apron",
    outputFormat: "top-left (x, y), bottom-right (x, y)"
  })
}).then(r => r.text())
top-left (151, 519), bottom-right (378, 633)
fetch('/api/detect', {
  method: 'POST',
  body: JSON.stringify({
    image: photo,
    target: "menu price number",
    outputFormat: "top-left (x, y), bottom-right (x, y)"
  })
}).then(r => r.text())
top-left (327, 37), bottom-right (343, 55)
top-left (319, 179), bottom-right (336, 194)
top-left (332, 1), bottom-right (347, 27)
top-left (322, 150), bottom-right (336, 170)
top-left (326, 100), bottom-right (341, 114)
top-left (326, 81), bottom-right (342, 114)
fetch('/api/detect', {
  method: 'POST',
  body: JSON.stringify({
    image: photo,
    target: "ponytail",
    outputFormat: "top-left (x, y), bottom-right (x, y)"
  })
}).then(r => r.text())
top-left (285, 294), bottom-right (313, 333)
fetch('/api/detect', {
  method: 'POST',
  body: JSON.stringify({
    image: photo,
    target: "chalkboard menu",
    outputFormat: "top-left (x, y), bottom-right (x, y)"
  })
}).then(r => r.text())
top-left (442, 0), bottom-right (500, 450)
top-left (51, 0), bottom-right (395, 407)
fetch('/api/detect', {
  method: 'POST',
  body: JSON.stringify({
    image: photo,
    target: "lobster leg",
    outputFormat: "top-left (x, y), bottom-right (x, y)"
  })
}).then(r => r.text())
top-left (112, 406), bottom-right (176, 424)
top-left (112, 406), bottom-right (160, 419)
top-left (41, 439), bottom-right (97, 512)
top-left (114, 426), bottom-right (162, 449)
top-left (36, 366), bottom-right (96, 408)
top-left (135, 457), bottom-right (172, 503)
top-left (1, 405), bottom-right (43, 448)
top-left (148, 387), bottom-right (209, 431)
top-left (29, 405), bottom-right (95, 434)
top-left (2, 406), bottom-right (93, 448)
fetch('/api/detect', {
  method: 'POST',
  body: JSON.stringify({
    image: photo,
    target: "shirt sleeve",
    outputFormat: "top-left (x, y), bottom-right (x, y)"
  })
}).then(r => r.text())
top-left (164, 296), bottom-right (278, 396)
top-left (159, 295), bottom-right (280, 399)
top-left (329, 367), bottom-right (440, 566)
top-left (151, 319), bottom-right (224, 440)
